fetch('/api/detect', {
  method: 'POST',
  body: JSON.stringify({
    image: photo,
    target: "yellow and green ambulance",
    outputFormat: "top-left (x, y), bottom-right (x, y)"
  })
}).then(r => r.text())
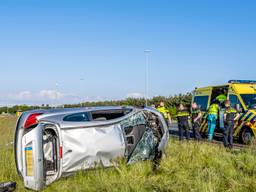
top-left (192, 80), bottom-right (256, 144)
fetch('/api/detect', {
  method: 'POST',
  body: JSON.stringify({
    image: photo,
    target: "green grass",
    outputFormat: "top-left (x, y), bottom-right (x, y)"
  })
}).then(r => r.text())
top-left (1, 115), bottom-right (256, 192)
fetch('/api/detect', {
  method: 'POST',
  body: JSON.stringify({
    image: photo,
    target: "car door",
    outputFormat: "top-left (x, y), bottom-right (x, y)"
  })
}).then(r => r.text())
top-left (22, 125), bottom-right (45, 191)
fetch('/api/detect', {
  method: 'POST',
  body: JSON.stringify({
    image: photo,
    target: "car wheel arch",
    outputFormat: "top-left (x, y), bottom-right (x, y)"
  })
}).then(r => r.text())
top-left (239, 126), bottom-right (255, 144)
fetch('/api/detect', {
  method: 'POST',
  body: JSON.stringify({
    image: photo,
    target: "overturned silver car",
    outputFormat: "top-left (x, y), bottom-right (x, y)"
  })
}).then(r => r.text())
top-left (14, 106), bottom-right (169, 190)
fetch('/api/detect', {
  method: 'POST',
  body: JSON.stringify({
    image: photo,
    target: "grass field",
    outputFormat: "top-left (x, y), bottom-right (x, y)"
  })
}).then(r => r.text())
top-left (1, 115), bottom-right (256, 192)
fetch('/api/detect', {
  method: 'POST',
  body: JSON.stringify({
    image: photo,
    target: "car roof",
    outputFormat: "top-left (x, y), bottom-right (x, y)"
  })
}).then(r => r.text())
top-left (24, 106), bottom-right (132, 114)
top-left (19, 106), bottom-right (133, 121)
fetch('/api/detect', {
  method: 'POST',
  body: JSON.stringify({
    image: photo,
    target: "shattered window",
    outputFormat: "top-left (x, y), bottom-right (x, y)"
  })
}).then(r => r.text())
top-left (120, 112), bottom-right (146, 128)
top-left (128, 128), bottom-right (156, 164)
top-left (120, 112), bottom-right (157, 164)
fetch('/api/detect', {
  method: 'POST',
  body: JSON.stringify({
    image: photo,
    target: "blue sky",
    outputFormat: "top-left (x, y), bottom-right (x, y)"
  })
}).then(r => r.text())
top-left (0, 0), bottom-right (256, 105)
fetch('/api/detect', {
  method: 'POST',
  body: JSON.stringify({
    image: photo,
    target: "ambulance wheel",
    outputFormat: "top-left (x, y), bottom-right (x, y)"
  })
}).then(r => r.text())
top-left (240, 127), bottom-right (254, 145)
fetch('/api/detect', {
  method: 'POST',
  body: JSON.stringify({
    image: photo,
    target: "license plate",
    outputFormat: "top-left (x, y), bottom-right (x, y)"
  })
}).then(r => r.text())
top-left (25, 147), bottom-right (34, 176)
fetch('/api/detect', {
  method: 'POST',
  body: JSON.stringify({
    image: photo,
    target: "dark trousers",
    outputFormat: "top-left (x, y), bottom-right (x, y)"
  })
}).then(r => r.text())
top-left (178, 121), bottom-right (190, 140)
top-left (223, 121), bottom-right (234, 148)
top-left (192, 121), bottom-right (202, 140)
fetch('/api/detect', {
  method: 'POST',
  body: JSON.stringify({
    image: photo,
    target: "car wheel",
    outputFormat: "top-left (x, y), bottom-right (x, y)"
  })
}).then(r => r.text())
top-left (241, 127), bottom-right (254, 145)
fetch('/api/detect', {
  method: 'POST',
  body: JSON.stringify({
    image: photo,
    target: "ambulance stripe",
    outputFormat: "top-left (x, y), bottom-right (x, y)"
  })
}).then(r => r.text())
top-left (238, 112), bottom-right (247, 122)
top-left (244, 113), bottom-right (254, 122)
top-left (234, 121), bottom-right (239, 130)
top-left (234, 111), bottom-right (250, 134)
top-left (250, 116), bottom-right (256, 123)
top-left (200, 121), bottom-right (206, 132)
top-left (241, 111), bottom-right (251, 121)
top-left (200, 120), bottom-right (207, 132)
top-left (234, 122), bottom-right (245, 136)
top-left (247, 114), bottom-right (256, 122)
top-left (238, 111), bottom-right (246, 121)
top-left (203, 122), bottom-right (208, 132)
top-left (238, 114), bottom-right (244, 122)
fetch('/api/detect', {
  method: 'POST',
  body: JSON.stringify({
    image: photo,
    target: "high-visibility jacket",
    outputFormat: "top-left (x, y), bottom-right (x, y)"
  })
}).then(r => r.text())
top-left (216, 94), bottom-right (227, 103)
top-left (157, 106), bottom-right (169, 119)
top-left (176, 110), bottom-right (190, 117)
top-left (225, 107), bottom-right (238, 122)
top-left (208, 104), bottom-right (219, 116)
top-left (176, 110), bottom-right (190, 123)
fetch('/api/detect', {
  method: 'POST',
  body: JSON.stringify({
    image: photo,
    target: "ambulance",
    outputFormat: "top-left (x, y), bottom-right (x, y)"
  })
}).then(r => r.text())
top-left (192, 80), bottom-right (256, 144)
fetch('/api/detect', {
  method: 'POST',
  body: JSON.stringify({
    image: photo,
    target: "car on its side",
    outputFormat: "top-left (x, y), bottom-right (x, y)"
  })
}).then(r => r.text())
top-left (14, 106), bottom-right (169, 191)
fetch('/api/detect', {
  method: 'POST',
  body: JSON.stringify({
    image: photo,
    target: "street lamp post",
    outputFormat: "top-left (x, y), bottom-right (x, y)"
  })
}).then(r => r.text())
top-left (144, 49), bottom-right (151, 107)
top-left (55, 82), bottom-right (59, 108)
top-left (79, 78), bottom-right (85, 107)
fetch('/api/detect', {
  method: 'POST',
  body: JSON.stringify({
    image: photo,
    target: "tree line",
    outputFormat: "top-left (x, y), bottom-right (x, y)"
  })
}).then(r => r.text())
top-left (0, 93), bottom-right (192, 116)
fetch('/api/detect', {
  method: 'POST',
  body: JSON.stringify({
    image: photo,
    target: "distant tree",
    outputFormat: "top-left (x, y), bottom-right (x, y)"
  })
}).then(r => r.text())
top-left (0, 93), bottom-right (192, 115)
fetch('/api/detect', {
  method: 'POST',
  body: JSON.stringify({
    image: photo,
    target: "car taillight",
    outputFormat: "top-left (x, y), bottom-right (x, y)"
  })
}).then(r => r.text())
top-left (24, 113), bottom-right (43, 129)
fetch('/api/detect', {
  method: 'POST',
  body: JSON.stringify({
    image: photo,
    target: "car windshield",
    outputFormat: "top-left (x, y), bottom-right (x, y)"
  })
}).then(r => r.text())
top-left (240, 94), bottom-right (256, 109)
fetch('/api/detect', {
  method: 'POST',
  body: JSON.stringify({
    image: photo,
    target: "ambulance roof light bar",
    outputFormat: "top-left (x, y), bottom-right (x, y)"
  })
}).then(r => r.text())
top-left (228, 80), bottom-right (256, 84)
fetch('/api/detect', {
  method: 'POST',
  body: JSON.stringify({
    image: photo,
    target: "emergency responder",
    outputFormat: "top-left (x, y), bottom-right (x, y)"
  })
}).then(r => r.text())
top-left (157, 101), bottom-right (172, 126)
top-left (223, 100), bottom-right (240, 148)
top-left (216, 89), bottom-right (227, 105)
top-left (191, 102), bottom-right (202, 140)
top-left (216, 89), bottom-right (228, 129)
top-left (207, 102), bottom-right (219, 141)
top-left (176, 104), bottom-right (190, 140)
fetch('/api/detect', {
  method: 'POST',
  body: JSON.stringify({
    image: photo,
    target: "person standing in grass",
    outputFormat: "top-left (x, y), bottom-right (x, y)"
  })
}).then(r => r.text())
top-left (157, 101), bottom-right (172, 127)
top-left (223, 100), bottom-right (240, 149)
top-left (207, 102), bottom-right (219, 141)
top-left (191, 102), bottom-right (202, 140)
top-left (176, 104), bottom-right (190, 140)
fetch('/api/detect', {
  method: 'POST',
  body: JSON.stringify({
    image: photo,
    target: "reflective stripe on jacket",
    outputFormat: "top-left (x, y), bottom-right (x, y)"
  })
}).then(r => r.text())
top-left (176, 110), bottom-right (190, 117)
top-left (176, 110), bottom-right (190, 123)
top-left (225, 107), bottom-right (237, 122)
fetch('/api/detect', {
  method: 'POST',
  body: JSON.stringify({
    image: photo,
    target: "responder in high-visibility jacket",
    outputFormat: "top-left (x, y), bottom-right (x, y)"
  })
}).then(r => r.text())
top-left (223, 100), bottom-right (240, 148)
top-left (157, 101), bottom-right (172, 126)
top-left (216, 94), bottom-right (227, 104)
top-left (207, 102), bottom-right (219, 141)
top-left (216, 89), bottom-right (228, 106)
top-left (176, 104), bottom-right (190, 140)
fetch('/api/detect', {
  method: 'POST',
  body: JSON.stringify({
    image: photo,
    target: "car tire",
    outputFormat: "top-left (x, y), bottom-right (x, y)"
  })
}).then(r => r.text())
top-left (240, 127), bottom-right (254, 145)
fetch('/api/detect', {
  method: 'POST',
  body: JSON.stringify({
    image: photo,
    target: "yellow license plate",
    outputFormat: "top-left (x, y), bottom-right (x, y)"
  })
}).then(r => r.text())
top-left (25, 147), bottom-right (34, 176)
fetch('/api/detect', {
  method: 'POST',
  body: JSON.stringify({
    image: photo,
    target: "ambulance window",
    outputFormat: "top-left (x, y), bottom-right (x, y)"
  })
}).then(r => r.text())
top-left (229, 95), bottom-right (242, 108)
top-left (193, 96), bottom-right (209, 111)
top-left (240, 94), bottom-right (256, 109)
